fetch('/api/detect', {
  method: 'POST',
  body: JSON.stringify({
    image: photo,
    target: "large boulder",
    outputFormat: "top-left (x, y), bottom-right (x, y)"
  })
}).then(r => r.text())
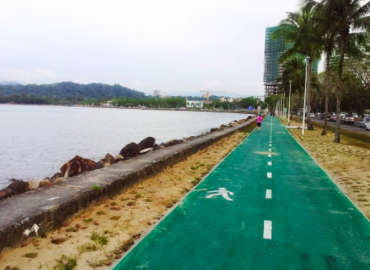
top-left (51, 172), bottom-right (63, 181)
top-left (164, 139), bottom-right (181, 147)
top-left (40, 179), bottom-right (53, 187)
top-left (140, 148), bottom-right (153, 155)
top-left (92, 161), bottom-right (105, 170)
top-left (114, 155), bottom-right (124, 162)
top-left (28, 180), bottom-right (41, 190)
top-left (100, 153), bottom-right (115, 165)
top-left (138, 137), bottom-right (155, 151)
top-left (119, 143), bottom-right (140, 158)
top-left (7, 180), bottom-right (29, 195)
top-left (153, 144), bottom-right (161, 151)
top-left (60, 155), bottom-right (96, 178)
top-left (0, 188), bottom-right (13, 201)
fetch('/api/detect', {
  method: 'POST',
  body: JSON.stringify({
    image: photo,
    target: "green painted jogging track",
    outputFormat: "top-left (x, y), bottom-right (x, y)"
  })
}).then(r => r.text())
top-left (113, 115), bottom-right (370, 270)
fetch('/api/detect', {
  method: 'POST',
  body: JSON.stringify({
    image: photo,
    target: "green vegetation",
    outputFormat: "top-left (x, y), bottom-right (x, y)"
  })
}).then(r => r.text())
top-left (112, 96), bottom-right (185, 108)
top-left (78, 243), bottom-right (98, 254)
top-left (83, 218), bottom-right (93, 223)
top-left (53, 254), bottom-right (77, 270)
top-left (25, 252), bottom-right (38, 258)
top-left (272, 0), bottom-right (370, 142)
top-left (92, 184), bottom-right (100, 193)
top-left (0, 82), bottom-right (145, 104)
top-left (90, 231), bottom-right (109, 246)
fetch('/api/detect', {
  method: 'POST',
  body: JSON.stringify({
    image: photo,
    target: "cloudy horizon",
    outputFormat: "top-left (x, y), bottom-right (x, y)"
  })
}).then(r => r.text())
top-left (0, 0), bottom-right (302, 97)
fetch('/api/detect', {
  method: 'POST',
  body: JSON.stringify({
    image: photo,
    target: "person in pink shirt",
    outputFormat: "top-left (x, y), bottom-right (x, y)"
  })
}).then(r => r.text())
top-left (257, 115), bottom-right (262, 131)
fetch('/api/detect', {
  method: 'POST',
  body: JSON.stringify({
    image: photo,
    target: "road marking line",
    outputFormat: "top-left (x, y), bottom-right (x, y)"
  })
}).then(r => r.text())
top-left (268, 154), bottom-right (271, 157)
top-left (269, 144), bottom-right (272, 147)
top-left (268, 161), bottom-right (272, 166)
top-left (263, 220), bottom-right (272, 239)
top-left (267, 172), bottom-right (272, 178)
top-left (266, 189), bottom-right (272, 199)
top-left (269, 149), bottom-right (271, 152)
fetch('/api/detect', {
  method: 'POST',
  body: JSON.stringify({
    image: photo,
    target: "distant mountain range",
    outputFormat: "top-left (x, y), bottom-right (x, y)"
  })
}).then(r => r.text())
top-left (0, 81), bottom-right (146, 100)
top-left (0, 81), bottom-right (21, 85)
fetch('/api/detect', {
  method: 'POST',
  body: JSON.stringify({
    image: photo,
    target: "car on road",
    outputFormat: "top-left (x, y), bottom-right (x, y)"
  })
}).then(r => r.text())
top-left (340, 113), bottom-right (355, 125)
top-left (310, 113), bottom-right (315, 118)
top-left (329, 114), bottom-right (337, 122)
top-left (360, 117), bottom-right (370, 128)
top-left (365, 122), bottom-right (370, 130)
top-left (321, 113), bottom-right (331, 120)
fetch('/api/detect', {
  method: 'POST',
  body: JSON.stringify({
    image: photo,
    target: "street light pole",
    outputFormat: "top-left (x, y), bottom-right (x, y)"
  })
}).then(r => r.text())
top-left (288, 80), bottom-right (292, 126)
top-left (302, 56), bottom-right (310, 135)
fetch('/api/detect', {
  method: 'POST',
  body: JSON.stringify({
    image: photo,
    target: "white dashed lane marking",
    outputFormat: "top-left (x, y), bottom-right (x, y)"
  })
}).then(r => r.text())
top-left (268, 162), bottom-right (272, 166)
top-left (268, 154), bottom-right (271, 157)
top-left (263, 220), bottom-right (272, 239)
top-left (267, 172), bottom-right (272, 178)
top-left (266, 189), bottom-right (272, 199)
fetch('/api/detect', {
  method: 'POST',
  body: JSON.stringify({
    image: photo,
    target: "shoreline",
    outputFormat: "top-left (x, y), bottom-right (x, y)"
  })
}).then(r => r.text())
top-left (0, 103), bottom-right (257, 114)
top-left (0, 118), bottom-right (256, 269)
top-left (0, 106), bottom-right (254, 189)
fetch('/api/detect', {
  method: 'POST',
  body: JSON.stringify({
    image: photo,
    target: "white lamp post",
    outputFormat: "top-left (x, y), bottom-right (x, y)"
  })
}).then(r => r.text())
top-left (288, 80), bottom-right (292, 126)
top-left (302, 56), bottom-right (310, 135)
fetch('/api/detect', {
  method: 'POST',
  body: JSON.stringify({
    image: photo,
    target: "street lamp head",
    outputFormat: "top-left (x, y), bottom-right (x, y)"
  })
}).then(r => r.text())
top-left (305, 56), bottom-right (310, 60)
top-left (289, 80), bottom-right (292, 84)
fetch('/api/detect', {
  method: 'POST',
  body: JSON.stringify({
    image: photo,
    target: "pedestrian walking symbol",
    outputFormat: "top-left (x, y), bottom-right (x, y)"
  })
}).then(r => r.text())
top-left (206, 188), bottom-right (234, 201)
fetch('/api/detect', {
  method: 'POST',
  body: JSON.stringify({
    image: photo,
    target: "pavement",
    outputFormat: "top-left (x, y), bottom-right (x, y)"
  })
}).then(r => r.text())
top-left (112, 115), bottom-right (370, 270)
top-left (311, 117), bottom-right (370, 135)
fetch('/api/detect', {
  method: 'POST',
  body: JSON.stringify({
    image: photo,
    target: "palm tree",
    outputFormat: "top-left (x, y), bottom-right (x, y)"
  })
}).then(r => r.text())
top-left (272, 4), bottom-right (322, 130)
top-left (319, 0), bottom-right (370, 142)
top-left (279, 56), bottom-right (307, 111)
top-left (306, 0), bottom-right (338, 135)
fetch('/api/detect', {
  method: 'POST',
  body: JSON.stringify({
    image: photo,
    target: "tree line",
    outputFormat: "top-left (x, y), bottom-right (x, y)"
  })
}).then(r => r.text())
top-left (272, 0), bottom-right (370, 142)
top-left (0, 82), bottom-right (146, 103)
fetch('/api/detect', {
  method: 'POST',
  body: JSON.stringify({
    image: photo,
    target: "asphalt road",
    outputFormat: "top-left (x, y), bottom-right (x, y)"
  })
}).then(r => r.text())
top-left (311, 117), bottom-right (370, 135)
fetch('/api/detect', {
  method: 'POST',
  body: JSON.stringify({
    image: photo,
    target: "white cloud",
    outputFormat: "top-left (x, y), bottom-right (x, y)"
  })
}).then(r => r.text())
top-left (0, 69), bottom-right (66, 84)
top-left (0, 0), bottom-right (301, 96)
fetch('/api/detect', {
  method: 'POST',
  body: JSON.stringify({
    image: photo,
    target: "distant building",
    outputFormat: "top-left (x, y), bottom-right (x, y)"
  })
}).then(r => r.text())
top-left (263, 26), bottom-right (319, 97)
top-left (263, 26), bottom-right (292, 97)
top-left (153, 90), bottom-right (161, 97)
top-left (227, 97), bottom-right (234, 102)
top-left (186, 100), bottom-right (204, 109)
top-left (219, 97), bottom-right (226, 102)
top-left (235, 97), bottom-right (243, 102)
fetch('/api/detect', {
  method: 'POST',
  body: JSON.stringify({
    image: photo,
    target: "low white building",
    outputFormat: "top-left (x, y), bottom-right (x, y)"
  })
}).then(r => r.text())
top-left (153, 90), bottom-right (161, 97)
top-left (186, 100), bottom-right (204, 109)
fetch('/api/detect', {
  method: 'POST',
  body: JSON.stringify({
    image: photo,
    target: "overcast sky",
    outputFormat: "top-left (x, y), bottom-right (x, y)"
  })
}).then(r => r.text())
top-left (0, 0), bottom-right (303, 97)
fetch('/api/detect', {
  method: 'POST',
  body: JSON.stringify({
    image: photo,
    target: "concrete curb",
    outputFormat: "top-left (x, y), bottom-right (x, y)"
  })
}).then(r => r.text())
top-left (0, 118), bottom-right (255, 257)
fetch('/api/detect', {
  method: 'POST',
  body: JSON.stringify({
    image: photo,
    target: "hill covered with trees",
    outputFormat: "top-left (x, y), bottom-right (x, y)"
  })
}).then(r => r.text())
top-left (0, 82), bottom-right (146, 103)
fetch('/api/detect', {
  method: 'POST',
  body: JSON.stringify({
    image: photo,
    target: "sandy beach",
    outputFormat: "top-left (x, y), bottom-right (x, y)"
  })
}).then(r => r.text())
top-left (287, 118), bottom-right (370, 220)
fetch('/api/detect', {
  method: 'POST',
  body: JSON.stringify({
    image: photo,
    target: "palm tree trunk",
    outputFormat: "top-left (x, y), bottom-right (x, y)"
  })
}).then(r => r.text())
top-left (322, 51), bottom-right (330, 136)
top-left (334, 40), bottom-right (345, 143)
top-left (306, 58), bottom-right (314, 130)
